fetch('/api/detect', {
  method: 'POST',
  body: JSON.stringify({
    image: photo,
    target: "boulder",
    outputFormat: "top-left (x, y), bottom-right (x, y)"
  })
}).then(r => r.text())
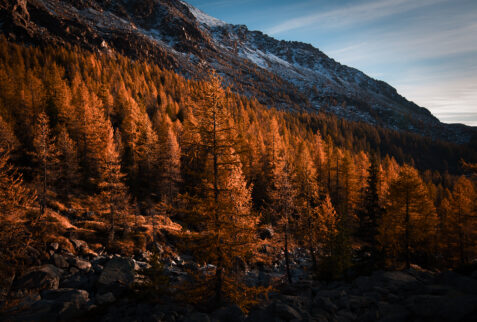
top-left (80, 245), bottom-right (99, 258)
top-left (49, 242), bottom-right (59, 251)
top-left (60, 273), bottom-right (96, 291)
top-left (24, 246), bottom-right (42, 266)
top-left (314, 296), bottom-right (338, 313)
top-left (11, 265), bottom-right (63, 297)
top-left (377, 302), bottom-right (411, 322)
top-left (98, 257), bottom-right (135, 289)
top-left (182, 312), bottom-right (211, 322)
top-left (96, 292), bottom-right (116, 305)
top-left (40, 288), bottom-right (90, 320)
top-left (436, 271), bottom-right (477, 295)
top-left (52, 254), bottom-right (69, 269)
top-left (212, 304), bottom-right (245, 322)
top-left (70, 257), bottom-right (92, 271)
top-left (405, 294), bottom-right (477, 321)
top-left (70, 238), bottom-right (87, 250)
top-left (268, 301), bottom-right (302, 321)
top-left (245, 307), bottom-right (277, 322)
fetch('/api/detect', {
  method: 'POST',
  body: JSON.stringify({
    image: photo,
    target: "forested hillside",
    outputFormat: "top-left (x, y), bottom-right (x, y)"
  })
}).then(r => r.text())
top-left (1, 37), bottom-right (477, 319)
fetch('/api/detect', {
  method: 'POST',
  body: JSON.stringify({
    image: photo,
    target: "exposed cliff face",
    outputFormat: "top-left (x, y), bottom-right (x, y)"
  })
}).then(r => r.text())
top-left (1, 0), bottom-right (475, 143)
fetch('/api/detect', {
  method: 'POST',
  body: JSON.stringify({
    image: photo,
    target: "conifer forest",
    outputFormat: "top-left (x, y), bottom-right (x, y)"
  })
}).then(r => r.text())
top-left (0, 1), bottom-right (477, 320)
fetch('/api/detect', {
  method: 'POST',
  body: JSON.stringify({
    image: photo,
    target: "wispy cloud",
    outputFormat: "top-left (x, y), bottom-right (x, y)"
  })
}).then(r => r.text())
top-left (265, 0), bottom-right (446, 35)
top-left (325, 22), bottom-right (477, 66)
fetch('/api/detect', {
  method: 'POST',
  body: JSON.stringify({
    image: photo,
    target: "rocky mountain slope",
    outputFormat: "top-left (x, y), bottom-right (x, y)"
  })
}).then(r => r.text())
top-left (2, 209), bottom-right (477, 321)
top-left (1, 0), bottom-right (475, 143)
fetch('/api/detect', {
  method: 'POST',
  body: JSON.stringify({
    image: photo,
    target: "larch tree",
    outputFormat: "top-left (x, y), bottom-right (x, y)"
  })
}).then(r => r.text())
top-left (314, 194), bottom-right (340, 279)
top-left (269, 154), bottom-right (295, 284)
top-left (0, 115), bottom-right (19, 151)
top-left (359, 154), bottom-right (383, 243)
top-left (181, 71), bottom-right (260, 309)
top-left (96, 125), bottom-right (130, 244)
top-left (445, 177), bottom-right (476, 265)
top-left (0, 147), bottom-right (36, 294)
top-left (157, 119), bottom-right (181, 205)
top-left (294, 142), bottom-right (320, 271)
top-left (31, 112), bottom-right (58, 216)
top-left (379, 165), bottom-right (437, 268)
top-left (71, 84), bottom-right (110, 187)
top-left (56, 126), bottom-right (80, 201)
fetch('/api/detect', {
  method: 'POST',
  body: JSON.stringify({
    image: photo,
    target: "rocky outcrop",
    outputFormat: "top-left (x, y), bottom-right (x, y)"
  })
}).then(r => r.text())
top-left (10, 265), bottom-right (63, 297)
top-left (3, 238), bottom-right (477, 322)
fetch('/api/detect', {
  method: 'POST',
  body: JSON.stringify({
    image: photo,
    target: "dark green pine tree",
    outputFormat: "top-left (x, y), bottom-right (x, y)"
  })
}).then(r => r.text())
top-left (359, 154), bottom-right (383, 243)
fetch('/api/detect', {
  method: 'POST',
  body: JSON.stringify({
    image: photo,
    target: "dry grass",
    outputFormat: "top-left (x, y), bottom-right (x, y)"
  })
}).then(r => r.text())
top-left (44, 211), bottom-right (77, 230)
top-left (79, 220), bottom-right (108, 232)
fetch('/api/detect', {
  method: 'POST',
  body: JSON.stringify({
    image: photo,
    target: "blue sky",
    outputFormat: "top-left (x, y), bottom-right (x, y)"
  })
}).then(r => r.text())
top-left (187, 0), bottom-right (477, 126)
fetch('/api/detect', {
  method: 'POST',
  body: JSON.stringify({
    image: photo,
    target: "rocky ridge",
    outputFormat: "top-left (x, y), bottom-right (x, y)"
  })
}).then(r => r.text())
top-left (0, 0), bottom-right (475, 143)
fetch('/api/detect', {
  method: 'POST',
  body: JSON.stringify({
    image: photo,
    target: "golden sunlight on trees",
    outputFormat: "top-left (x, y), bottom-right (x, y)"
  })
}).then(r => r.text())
top-left (180, 72), bottom-right (262, 309)
top-left (0, 147), bottom-right (36, 294)
top-left (379, 165), bottom-right (437, 268)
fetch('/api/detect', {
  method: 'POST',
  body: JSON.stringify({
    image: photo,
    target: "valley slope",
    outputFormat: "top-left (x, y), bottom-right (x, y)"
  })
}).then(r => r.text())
top-left (0, 0), bottom-right (475, 143)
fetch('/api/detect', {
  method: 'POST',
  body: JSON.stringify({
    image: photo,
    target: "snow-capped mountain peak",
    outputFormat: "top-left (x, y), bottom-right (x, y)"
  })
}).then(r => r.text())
top-left (0, 0), bottom-right (474, 143)
top-left (180, 1), bottom-right (226, 28)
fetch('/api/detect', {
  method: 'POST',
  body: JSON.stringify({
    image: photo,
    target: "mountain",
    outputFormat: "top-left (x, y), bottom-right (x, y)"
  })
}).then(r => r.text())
top-left (1, 0), bottom-right (475, 143)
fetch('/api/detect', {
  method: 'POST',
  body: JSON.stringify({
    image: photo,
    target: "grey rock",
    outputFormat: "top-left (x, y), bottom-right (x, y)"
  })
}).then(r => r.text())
top-left (40, 288), bottom-right (90, 320)
top-left (70, 238), bottom-right (87, 250)
top-left (314, 296), bottom-right (338, 313)
top-left (377, 302), bottom-right (411, 322)
top-left (11, 294), bottom-right (42, 311)
top-left (70, 267), bottom-right (80, 275)
top-left (49, 242), bottom-right (59, 251)
top-left (269, 301), bottom-right (302, 321)
top-left (11, 264), bottom-right (63, 296)
top-left (348, 295), bottom-right (372, 311)
top-left (245, 307), bottom-right (276, 322)
top-left (71, 257), bottom-right (92, 271)
top-left (98, 257), bottom-right (135, 286)
top-left (182, 312), bottom-right (210, 322)
top-left (96, 292), bottom-right (116, 305)
top-left (353, 275), bottom-right (372, 292)
top-left (52, 254), bottom-right (69, 269)
top-left (436, 271), bottom-right (477, 295)
top-left (405, 294), bottom-right (477, 321)
top-left (336, 310), bottom-right (357, 322)
top-left (212, 304), bottom-right (244, 322)
top-left (60, 273), bottom-right (94, 290)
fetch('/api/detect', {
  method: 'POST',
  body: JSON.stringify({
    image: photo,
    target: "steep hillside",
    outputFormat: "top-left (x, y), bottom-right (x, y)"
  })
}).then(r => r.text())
top-left (0, 0), bottom-right (475, 143)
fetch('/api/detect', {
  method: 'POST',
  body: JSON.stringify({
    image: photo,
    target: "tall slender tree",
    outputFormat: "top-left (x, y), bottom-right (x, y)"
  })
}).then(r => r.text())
top-left (379, 165), bottom-right (437, 268)
top-left (31, 112), bottom-right (58, 216)
top-left (96, 125), bottom-right (130, 244)
top-left (181, 71), bottom-right (259, 308)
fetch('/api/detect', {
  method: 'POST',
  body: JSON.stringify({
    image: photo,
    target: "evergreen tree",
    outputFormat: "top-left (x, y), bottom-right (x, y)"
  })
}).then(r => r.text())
top-left (0, 147), bottom-right (36, 294)
top-left (157, 121), bottom-right (181, 204)
top-left (270, 158), bottom-right (295, 283)
top-left (96, 125), bottom-right (130, 244)
top-left (31, 112), bottom-right (58, 216)
top-left (359, 154), bottom-right (383, 243)
top-left (314, 195), bottom-right (340, 279)
top-left (180, 71), bottom-right (259, 308)
top-left (56, 126), bottom-right (80, 201)
top-left (445, 177), bottom-right (476, 265)
top-left (294, 143), bottom-right (320, 271)
top-left (379, 165), bottom-right (437, 268)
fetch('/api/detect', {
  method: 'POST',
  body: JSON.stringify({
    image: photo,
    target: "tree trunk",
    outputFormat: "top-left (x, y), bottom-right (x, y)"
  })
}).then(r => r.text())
top-left (284, 220), bottom-right (292, 284)
top-left (405, 190), bottom-right (410, 268)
